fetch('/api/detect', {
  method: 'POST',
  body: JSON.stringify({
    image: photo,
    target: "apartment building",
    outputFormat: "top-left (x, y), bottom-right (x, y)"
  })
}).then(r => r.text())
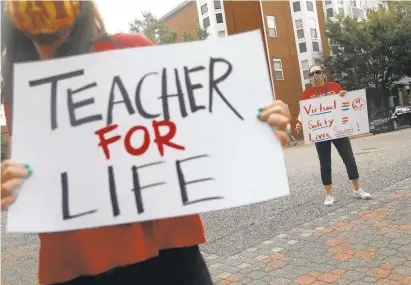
top-left (160, 0), bottom-right (386, 119)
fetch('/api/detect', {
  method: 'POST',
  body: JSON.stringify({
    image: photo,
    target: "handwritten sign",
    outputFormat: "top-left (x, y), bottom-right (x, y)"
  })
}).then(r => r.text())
top-left (7, 31), bottom-right (290, 233)
top-left (299, 89), bottom-right (369, 144)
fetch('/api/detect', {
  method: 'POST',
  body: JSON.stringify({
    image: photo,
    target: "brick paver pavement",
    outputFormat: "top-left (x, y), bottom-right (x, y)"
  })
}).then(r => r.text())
top-left (203, 178), bottom-right (411, 285)
top-left (2, 178), bottom-right (410, 285)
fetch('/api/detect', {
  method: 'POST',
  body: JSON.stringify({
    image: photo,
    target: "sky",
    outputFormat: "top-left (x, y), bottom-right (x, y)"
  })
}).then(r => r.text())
top-left (96, 0), bottom-right (185, 33)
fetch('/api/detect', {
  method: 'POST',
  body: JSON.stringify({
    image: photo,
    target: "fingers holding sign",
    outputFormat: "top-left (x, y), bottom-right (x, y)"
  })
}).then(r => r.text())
top-left (1, 160), bottom-right (32, 210)
top-left (257, 100), bottom-right (291, 146)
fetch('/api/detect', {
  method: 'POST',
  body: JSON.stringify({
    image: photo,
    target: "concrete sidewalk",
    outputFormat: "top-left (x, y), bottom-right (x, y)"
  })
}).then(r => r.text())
top-left (203, 177), bottom-right (411, 285)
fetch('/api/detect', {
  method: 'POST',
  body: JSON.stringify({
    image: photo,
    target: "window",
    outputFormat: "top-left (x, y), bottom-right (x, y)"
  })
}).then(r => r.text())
top-left (308, 19), bottom-right (317, 39)
top-left (326, 8), bottom-right (334, 17)
top-left (310, 28), bottom-right (318, 38)
top-left (214, 0), bottom-right (222, 10)
top-left (325, 0), bottom-right (332, 5)
top-left (293, 1), bottom-right (301, 12)
top-left (302, 60), bottom-right (310, 79)
top-left (266, 15), bottom-right (277, 37)
top-left (301, 60), bottom-right (309, 70)
top-left (295, 19), bottom-right (304, 39)
top-left (338, 0), bottom-right (344, 4)
top-left (339, 8), bottom-right (345, 15)
top-left (314, 58), bottom-right (322, 65)
top-left (351, 0), bottom-right (356, 7)
top-left (218, 30), bottom-right (226, 37)
top-left (299, 42), bottom-right (307, 53)
top-left (203, 17), bottom-right (210, 28)
top-left (352, 7), bottom-right (363, 19)
top-left (306, 1), bottom-right (314, 11)
top-left (273, 59), bottom-right (284, 80)
top-left (303, 70), bottom-right (310, 80)
top-left (216, 13), bottom-right (224, 23)
top-left (201, 3), bottom-right (208, 15)
top-left (312, 41), bottom-right (320, 52)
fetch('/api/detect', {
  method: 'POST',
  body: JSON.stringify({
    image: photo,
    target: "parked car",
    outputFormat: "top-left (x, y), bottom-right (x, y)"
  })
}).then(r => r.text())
top-left (369, 106), bottom-right (411, 134)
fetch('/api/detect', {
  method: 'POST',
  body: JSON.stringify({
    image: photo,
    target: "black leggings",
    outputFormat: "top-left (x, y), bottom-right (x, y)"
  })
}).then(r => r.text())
top-left (315, 137), bottom-right (359, 186)
top-left (52, 246), bottom-right (212, 285)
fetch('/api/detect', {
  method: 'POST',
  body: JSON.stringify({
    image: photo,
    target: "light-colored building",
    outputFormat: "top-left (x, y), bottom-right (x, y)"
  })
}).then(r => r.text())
top-left (323, 0), bottom-right (386, 20)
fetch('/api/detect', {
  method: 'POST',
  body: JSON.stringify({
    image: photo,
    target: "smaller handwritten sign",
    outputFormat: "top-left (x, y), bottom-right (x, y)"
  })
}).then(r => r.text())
top-left (299, 89), bottom-right (369, 144)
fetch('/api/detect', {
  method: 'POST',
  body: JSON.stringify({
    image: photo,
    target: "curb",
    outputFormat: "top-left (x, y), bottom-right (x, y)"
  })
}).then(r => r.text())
top-left (284, 133), bottom-right (373, 150)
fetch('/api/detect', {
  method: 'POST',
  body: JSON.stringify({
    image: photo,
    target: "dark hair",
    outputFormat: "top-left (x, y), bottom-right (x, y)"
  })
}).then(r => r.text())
top-left (1, 1), bottom-right (110, 131)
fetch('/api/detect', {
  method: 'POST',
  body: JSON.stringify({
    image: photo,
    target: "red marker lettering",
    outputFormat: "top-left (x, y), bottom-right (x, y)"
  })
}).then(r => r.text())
top-left (94, 124), bottom-right (121, 160)
top-left (153, 120), bottom-right (185, 157)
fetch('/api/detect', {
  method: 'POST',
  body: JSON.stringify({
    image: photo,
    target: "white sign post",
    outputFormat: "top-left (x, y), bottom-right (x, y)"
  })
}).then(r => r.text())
top-left (8, 31), bottom-right (290, 233)
top-left (299, 89), bottom-right (369, 144)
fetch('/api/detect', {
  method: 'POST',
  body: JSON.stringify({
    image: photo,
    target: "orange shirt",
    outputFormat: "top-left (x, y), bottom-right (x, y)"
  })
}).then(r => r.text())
top-left (5, 33), bottom-right (206, 285)
top-left (301, 82), bottom-right (342, 100)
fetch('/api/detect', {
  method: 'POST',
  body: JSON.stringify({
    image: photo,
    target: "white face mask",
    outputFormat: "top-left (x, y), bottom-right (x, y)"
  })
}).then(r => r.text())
top-left (309, 71), bottom-right (325, 86)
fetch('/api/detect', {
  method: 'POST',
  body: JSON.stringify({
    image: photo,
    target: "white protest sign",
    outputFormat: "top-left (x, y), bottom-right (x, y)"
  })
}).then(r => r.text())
top-left (8, 31), bottom-right (290, 233)
top-left (299, 89), bottom-right (369, 144)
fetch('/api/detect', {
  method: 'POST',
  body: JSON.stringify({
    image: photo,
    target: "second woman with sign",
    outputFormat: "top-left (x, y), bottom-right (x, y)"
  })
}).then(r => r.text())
top-left (296, 64), bottom-right (371, 206)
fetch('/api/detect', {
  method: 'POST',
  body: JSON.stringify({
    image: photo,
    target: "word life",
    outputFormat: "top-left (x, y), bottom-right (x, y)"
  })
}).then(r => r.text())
top-left (62, 154), bottom-right (223, 221)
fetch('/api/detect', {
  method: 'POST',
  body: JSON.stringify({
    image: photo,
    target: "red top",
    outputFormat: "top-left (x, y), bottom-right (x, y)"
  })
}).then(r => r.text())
top-left (301, 82), bottom-right (342, 101)
top-left (4, 33), bottom-right (206, 285)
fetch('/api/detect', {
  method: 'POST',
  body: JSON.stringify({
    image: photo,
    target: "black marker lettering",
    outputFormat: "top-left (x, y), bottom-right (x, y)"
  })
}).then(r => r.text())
top-left (184, 66), bottom-right (206, 113)
top-left (29, 69), bottom-right (84, 130)
top-left (67, 82), bottom-right (103, 127)
top-left (107, 76), bottom-right (135, 125)
top-left (61, 172), bottom-right (97, 220)
top-left (209, 58), bottom-right (243, 120)
top-left (131, 162), bottom-right (166, 214)
top-left (135, 72), bottom-right (161, 119)
top-left (159, 68), bottom-right (187, 121)
top-left (108, 166), bottom-right (120, 217)
top-left (175, 154), bottom-right (222, 205)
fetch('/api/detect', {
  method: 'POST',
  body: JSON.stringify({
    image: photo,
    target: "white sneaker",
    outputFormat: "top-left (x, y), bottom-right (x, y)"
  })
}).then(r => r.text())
top-left (353, 188), bottom-right (371, 199)
top-left (324, 195), bottom-right (335, 206)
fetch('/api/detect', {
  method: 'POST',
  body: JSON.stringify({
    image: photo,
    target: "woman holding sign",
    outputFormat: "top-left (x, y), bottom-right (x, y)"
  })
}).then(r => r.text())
top-left (296, 64), bottom-right (371, 206)
top-left (0, 1), bottom-right (292, 285)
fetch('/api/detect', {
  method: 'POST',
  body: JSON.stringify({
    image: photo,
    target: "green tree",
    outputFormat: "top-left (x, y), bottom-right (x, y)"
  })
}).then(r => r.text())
top-left (183, 27), bottom-right (209, 42)
top-left (196, 27), bottom-right (209, 40)
top-left (324, 1), bottom-right (411, 103)
top-left (183, 32), bottom-right (194, 42)
top-left (129, 11), bottom-right (177, 44)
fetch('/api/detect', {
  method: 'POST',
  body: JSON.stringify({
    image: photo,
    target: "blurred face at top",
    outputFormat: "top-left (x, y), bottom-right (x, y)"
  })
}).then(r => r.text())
top-left (4, 1), bottom-right (80, 46)
top-left (309, 66), bottom-right (326, 87)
